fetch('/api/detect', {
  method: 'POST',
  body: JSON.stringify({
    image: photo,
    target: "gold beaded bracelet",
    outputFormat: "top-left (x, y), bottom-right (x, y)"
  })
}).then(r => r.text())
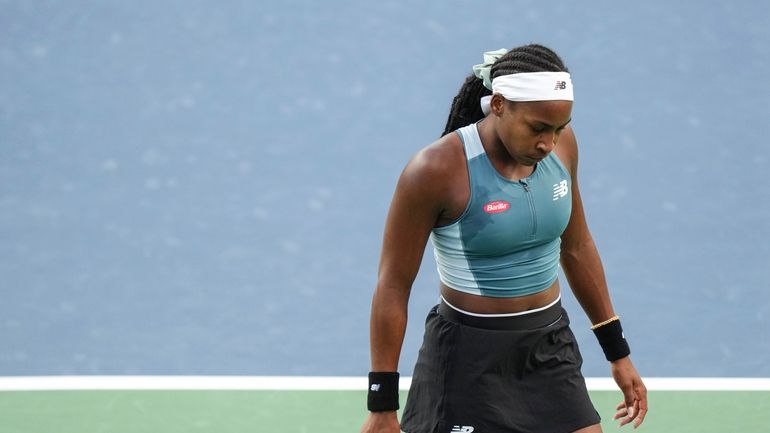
top-left (590, 315), bottom-right (620, 330)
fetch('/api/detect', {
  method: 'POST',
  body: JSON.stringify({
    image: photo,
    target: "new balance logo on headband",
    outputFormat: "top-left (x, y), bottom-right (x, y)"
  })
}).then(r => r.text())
top-left (490, 71), bottom-right (574, 102)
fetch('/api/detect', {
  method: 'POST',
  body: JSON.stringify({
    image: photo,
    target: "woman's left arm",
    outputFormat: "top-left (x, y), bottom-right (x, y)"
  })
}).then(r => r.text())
top-left (557, 126), bottom-right (648, 429)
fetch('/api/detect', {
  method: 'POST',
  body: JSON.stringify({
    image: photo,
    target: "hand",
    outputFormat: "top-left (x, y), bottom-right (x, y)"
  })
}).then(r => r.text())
top-left (610, 356), bottom-right (648, 428)
top-left (360, 411), bottom-right (400, 433)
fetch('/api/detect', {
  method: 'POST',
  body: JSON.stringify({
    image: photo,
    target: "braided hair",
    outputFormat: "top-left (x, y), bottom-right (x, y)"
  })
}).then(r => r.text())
top-left (441, 44), bottom-right (569, 136)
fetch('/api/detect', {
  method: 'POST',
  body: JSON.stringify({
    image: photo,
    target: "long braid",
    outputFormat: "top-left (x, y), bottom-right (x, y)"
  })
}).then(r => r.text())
top-left (441, 75), bottom-right (491, 137)
top-left (441, 44), bottom-right (569, 136)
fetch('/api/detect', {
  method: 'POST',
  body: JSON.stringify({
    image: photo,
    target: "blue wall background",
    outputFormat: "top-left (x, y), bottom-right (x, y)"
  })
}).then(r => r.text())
top-left (1, 1), bottom-right (769, 377)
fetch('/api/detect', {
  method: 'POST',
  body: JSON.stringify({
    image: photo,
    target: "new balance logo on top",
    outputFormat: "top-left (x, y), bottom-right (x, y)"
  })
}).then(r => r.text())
top-left (554, 80), bottom-right (567, 90)
top-left (450, 426), bottom-right (474, 433)
top-left (552, 179), bottom-right (568, 201)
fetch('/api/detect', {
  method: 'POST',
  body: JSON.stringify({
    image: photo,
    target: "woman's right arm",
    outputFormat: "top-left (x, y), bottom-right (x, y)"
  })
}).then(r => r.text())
top-left (361, 144), bottom-right (451, 433)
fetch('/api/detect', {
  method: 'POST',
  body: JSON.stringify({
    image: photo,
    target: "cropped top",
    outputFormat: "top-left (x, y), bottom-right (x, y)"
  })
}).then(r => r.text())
top-left (430, 123), bottom-right (573, 298)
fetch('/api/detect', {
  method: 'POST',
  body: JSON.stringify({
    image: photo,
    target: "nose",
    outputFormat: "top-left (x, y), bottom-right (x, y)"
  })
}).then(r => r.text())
top-left (536, 132), bottom-right (557, 154)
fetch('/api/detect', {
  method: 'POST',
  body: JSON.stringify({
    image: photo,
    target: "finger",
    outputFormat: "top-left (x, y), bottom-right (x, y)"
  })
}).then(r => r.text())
top-left (618, 400), bottom-right (639, 427)
top-left (618, 404), bottom-right (635, 426)
top-left (633, 405), bottom-right (647, 428)
top-left (613, 400), bottom-right (628, 420)
top-left (618, 384), bottom-right (639, 425)
top-left (630, 382), bottom-right (648, 428)
top-left (633, 394), bottom-right (649, 428)
top-left (613, 401), bottom-right (627, 419)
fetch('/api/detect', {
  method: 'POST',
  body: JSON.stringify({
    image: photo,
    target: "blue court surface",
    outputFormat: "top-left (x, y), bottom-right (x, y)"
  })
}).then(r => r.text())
top-left (1, 2), bottom-right (769, 429)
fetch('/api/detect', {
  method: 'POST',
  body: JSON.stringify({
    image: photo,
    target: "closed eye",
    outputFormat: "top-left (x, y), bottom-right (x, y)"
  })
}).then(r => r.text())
top-left (530, 119), bottom-right (571, 134)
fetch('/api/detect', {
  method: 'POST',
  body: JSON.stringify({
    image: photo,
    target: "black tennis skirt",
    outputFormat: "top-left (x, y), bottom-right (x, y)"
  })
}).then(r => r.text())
top-left (400, 299), bottom-right (600, 433)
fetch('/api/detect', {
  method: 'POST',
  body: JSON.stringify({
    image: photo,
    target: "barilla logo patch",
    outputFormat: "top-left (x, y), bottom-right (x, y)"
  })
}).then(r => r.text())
top-left (483, 200), bottom-right (510, 214)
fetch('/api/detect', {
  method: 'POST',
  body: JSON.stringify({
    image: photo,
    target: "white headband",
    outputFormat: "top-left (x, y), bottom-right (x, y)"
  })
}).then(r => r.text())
top-left (480, 71), bottom-right (574, 115)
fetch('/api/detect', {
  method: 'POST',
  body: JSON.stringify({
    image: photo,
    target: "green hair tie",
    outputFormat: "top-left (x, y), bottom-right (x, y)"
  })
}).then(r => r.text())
top-left (472, 48), bottom-right (509, 90)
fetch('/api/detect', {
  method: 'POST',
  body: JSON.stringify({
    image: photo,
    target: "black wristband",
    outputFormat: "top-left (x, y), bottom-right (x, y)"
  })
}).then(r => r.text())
top-left (593, 319), bottom-right (631, 361)
top-left (367, 372), bottom-right (400, 411)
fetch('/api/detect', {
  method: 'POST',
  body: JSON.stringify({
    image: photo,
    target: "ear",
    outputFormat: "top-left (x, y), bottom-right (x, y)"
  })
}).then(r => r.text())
top-left (490, 93), bottom-right (506, 116)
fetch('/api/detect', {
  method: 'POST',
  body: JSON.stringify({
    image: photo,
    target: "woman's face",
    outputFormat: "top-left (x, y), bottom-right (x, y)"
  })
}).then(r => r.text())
top-left (492, 96), bottom-right (573, 166)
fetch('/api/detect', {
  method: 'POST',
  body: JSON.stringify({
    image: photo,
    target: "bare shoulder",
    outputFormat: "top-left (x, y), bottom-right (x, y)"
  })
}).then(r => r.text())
top-left (555, 124), bottom-right (579, 175)
top-left (389, 131), bottom-right (468, 225)
top-left (399, 131), bottom-right (465, 195)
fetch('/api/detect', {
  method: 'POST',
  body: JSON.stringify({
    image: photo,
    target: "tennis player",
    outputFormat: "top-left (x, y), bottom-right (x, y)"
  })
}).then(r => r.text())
top-left (361, 44), bottom-right (647, 433)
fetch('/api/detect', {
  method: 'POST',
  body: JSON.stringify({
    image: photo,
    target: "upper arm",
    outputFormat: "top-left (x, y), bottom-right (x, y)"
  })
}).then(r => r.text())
top-left (376, 146), bottom-right (450, 293)
top-left (557, 125), bottom-right (594, 252)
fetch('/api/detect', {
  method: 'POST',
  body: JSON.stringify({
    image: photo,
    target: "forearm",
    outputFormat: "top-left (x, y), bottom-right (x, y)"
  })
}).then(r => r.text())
top-left (560, 236), bottom-right (616, 323)
top-left (369, 284), bottom-right (409, 372)
top-left (562, 236), bottom-right (634, 364)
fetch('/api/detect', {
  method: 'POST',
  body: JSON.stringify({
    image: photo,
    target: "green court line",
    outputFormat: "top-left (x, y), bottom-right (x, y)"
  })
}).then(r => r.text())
top-left (1, 390), bottom-right (769, 433)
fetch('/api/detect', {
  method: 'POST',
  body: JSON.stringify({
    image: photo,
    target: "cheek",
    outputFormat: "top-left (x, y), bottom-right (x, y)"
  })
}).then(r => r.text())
top-left (509, 124), bottom-right (535, 144)
top-left (500, 117), bottom-right (524, 138)
top-left (501, 126), bottom-right (523, 147)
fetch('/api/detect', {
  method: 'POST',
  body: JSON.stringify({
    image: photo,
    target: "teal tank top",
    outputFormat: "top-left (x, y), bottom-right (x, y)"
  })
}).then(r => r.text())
top-left (430, 123), bottom-right (573, 298)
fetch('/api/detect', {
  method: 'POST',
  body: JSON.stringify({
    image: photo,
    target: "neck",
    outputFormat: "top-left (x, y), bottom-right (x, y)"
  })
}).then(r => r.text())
top-left (476, 118), bottom-right (535, 181)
